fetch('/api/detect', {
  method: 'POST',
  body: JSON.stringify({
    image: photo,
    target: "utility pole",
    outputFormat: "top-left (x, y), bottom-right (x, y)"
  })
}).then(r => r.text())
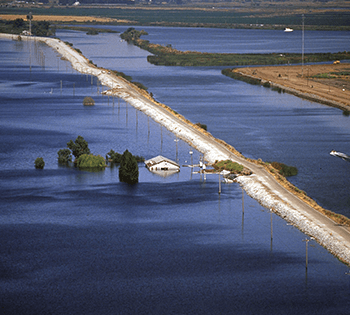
top-left (174, 138), bottom-right (179, 162)
top-left (302, 237), bottom-right (313, 272)
top-left (302, 14), bottom-right (305, 77)
top-left (27, 12), bottom-right (33, 35)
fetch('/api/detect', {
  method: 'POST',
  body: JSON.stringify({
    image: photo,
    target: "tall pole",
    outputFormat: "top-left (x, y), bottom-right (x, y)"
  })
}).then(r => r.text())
top-left (303, 238), bottom-right (310, 272)
top-left (302, 14), bottom-right (305, 77)
top-left (174, 138), bottom-right (179, 162)
top-left (27, 12), bottom-right (32, 36)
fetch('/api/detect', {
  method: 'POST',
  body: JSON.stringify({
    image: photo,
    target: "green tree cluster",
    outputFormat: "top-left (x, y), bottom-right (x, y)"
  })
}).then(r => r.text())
top-left (67, 136), bottom-right (91, 160)
top-left (107, 149), bottom-right (144, 164)
top-left (56, 137), bottom-right (140, 182)
top-left (0, 18), bottom-right (54, 36)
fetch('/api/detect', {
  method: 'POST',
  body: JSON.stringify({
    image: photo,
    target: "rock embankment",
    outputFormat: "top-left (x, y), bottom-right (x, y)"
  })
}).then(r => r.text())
top-left (2, 33), bottom-right (350, 265)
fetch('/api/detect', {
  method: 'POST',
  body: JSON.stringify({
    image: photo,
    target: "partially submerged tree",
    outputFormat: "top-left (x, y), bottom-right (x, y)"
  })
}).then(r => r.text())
top-left (83, 96), bottom-right (95, 106)
top-left (106, 149), bottom-right (122, 164)
top-left (76, 154), bottom-right (106, 169)
top-left (67, 136), bottom-right (90, 160)
top-left (107, 149), bottom-right (144, 164)
top-left (34, 157), bottom-right (45, 169)
top-left (119, 150), bottom-right (139, 184)
top-left (57, 149), bottom-right (72, 165)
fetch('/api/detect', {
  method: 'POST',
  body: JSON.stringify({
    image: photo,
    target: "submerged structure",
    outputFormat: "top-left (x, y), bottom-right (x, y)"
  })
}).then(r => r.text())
top-left (145, 155), bottom-right (180, 172)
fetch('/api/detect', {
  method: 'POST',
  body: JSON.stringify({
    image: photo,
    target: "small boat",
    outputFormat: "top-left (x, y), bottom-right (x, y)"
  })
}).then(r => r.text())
top-left (330, 150), bottom-right (350, 162)
top-left (284, 28), bottom-right (294, 32)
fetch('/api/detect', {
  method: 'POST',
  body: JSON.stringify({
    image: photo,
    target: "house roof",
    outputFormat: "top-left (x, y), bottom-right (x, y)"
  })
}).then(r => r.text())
top-left (144, 155), bottom-right (180, 168)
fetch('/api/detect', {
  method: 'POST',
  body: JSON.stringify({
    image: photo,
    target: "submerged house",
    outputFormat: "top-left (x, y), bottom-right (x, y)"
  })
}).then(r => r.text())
top-left (144, 155), bottom-right (180, 172)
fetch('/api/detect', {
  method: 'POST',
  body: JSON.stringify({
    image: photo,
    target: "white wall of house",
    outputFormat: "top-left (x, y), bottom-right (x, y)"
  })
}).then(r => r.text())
top-left (150, 161), bottom-right (179, 171)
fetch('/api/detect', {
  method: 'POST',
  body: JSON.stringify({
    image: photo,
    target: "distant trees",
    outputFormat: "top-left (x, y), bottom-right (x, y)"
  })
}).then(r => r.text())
top-left (119, 150), bottom-right (139, 184)
top-left (31, 21), bottom-right (52, 37)
top-left (0, 18), bottom-right (54, 36)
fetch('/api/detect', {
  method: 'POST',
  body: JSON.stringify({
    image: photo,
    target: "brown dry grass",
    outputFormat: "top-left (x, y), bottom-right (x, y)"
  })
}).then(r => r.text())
top-left (236, 63), bottom-right (350, 110)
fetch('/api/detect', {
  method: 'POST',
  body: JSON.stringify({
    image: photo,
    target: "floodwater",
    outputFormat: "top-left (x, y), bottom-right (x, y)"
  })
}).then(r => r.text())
top-left (1, 28), bottom-right (350, 314)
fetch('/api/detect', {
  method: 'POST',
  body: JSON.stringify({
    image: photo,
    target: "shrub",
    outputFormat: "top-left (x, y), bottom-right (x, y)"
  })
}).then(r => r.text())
top-left (83, 96), bottom-right (95, 106)
top-left (35, 157), bottom-right (45, 169)
top-left (76, 154), bottom-right (106, 169)
top-left (57, 149), bottom-right (72, 165)
top-left (271, 161), bottom-right (298, 177)
top-left (195, 122), bottom-right (207, 131)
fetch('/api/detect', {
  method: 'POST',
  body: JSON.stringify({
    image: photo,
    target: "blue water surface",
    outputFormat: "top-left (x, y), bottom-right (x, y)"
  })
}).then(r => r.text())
top-left (1, 30), bottom-right (350, 314)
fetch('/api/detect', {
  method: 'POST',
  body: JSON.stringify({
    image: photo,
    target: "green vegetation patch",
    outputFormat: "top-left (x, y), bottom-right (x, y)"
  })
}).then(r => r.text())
top-left (312, 73), bottom-right (337, 79)
top-left (34, 157), bottom-right (45, 169)
top-left (214, 160), bottom-right (244, 174)
top-left (0, 18), bottom-right (54, 36)
top-left (195, 122), bottom-right (207, 131)
top-left (76, 154), bottom-right (106, 169)
top-left (107, 149), bottom-right (144, 164)
top-left (270, 161), bottom-right (298, 177)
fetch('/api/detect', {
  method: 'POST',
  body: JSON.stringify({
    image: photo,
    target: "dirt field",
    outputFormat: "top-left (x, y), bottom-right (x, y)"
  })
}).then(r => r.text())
top-left (235, 63), bottom-right (350, 110)
top-left (0, 14), bottom-right (133, 24)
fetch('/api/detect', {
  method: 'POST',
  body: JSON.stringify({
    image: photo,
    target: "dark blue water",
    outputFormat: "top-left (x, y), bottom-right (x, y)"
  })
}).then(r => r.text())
top-left (1, 31), bottom-right (350, 314)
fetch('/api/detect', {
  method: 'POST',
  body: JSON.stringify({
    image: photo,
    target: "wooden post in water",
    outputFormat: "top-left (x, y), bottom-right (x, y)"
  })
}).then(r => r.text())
top-left (160, 125), bottom-right (163, 153)
top-left (136, 110), bottom-right (138, 130)
top-left (303, 238), bottom-right (310, 272)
